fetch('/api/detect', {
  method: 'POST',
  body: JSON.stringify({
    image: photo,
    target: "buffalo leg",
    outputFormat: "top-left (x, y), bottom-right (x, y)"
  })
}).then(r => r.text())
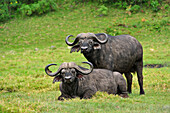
top-left (125, 72), bottom-right (133, 94)
top-left (117, 75), bottom-right (129, 98)
top-left (58, 93), bottom-right (72, 101)
top-left (136, 61), bottom-right (145, 95)
top-left (81, 90), bottom-right (96, 99)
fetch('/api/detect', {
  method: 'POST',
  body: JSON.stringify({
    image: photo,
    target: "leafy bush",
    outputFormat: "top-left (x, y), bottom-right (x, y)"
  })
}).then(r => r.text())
top-left (0, 0), bottom-right (167, 22)
top-left (0, 0), bottom-right (21, 22)
top-left (18, 0), bottom-right (39, 4)
top-left (0, 0), bottom-right (58, 22)
top-left (113, 0), bottom-right (163, 13)
top-left (19, 0), bottom-right (58, 16)
top-left (130, 5), bottom-right (141, 13)
top-left (164, 4), bottom-right (169, 9)
top-left (20, 5), bottom-right (32, 16)
top-left (114, 1), bottom-right (128, 9)
top-left (151, 0), bottom-right (160, 12)
top-left (0, 4), bottom-right (11, 22)
top-left (97, 5), bottom-right (108, 16)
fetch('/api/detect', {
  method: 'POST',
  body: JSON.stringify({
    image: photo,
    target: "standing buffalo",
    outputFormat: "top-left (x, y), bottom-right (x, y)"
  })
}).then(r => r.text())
top-left (45, 62), bottom-right (128, 100)
top-left (65, 33), bottom-right (145, 95)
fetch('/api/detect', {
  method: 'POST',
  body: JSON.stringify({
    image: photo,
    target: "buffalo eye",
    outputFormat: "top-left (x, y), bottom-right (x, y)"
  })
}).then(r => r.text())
top-left (88, 40), bottom-right (93, 45)
top-left (61, 70), bottom-right (65, 75)
top-left (70, 69), bottom-right (76, 74)
top-left (79, 40), bottom-right (83, 45)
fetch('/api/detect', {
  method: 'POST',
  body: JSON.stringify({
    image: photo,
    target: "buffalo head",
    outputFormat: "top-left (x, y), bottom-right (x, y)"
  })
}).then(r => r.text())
top-left (45, 62), bottom-right (93, 83)
top-left (65, 33), bottom-right (108, 53)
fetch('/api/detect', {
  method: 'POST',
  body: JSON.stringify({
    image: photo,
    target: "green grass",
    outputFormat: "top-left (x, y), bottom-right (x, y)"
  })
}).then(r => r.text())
top-left (0, 91), bottom-right (169, 112)
top-left (0, 3), bottom-right (170, 112)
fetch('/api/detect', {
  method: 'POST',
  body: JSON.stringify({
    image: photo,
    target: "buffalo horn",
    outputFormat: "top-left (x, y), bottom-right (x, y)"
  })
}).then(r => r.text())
top-left (45, 64), bottom-right (63, 77)
top-left (90, 33), bottom-right (108, 44)
top-left (65, 35), bottom-right (79, 46)
top-left (74, 62), bottom-right (93, 75)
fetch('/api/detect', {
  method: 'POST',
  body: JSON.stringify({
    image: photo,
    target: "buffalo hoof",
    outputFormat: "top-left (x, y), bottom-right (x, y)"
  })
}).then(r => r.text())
top-left (119, 94), bottom-right (129, 98)
top-left (58, 96), bottom-right (65, 101)
top-left (140, 91), bottom-right (145, 95)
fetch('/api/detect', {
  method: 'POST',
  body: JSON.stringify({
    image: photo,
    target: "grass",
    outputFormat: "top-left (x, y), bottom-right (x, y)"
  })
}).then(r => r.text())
top-left (0, 3), bottom-right (170, 112)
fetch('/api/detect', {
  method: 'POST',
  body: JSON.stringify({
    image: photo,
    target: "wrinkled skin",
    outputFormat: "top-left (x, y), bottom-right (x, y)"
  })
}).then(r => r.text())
top-left (66, 33), bottom-right (145, 95)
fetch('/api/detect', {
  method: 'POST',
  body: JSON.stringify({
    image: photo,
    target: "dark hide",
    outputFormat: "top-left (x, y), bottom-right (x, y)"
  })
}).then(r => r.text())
top-left (56, 69), bottom-right (128, 100)
top-left (68, 34), bottom-right (145, 94)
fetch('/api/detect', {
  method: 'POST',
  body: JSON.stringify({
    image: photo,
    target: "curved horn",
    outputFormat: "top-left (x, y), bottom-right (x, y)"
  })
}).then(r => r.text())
top-left (90, 33), bottom-right (108, 44)
top-left (45, 64), bottom-right (62, 77)
top-left (65, 35), bottom-right (79, 46)
top-left (74, 62), bottom-right (93, 75)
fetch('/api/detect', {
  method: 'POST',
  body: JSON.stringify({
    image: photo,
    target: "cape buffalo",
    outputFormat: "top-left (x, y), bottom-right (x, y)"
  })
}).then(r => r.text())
top-left (65, 33), bottom-right (145, 94)
top-left (45, 62), bottom-right (128, 100)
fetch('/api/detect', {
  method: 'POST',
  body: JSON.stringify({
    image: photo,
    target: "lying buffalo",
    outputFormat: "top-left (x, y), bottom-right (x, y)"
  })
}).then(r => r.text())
top-left (45, 62), bottom-right (128, 100)
top-left (65, 33), bottom-right (145, 94)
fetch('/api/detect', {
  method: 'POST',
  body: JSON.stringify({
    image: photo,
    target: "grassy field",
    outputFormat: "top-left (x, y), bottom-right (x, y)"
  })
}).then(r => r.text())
top-left (0, 3), bottom-right (169, 112)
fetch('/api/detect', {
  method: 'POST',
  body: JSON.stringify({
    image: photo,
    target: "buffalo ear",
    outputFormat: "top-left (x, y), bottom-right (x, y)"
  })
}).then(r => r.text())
top-left (77, 74), bottom-right (84, 79)
top-left (77, 70), bottom-right (85, 79)
top-left (70, 45), bottom-right (80, 53)
top-left (93, 42), bottom-right (101, 50)
top-left (53, 75), bottom-right (62, 83)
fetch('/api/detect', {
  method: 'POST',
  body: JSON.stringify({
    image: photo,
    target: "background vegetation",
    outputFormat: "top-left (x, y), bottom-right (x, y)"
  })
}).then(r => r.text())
top-left (1, 0), bottom-right (169, 22)
top-left (0, 0), bottom-right (169, 112)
